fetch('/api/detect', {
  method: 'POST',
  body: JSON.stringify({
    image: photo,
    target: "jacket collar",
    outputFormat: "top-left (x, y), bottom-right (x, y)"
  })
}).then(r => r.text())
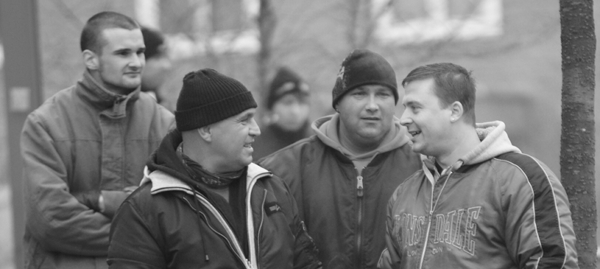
top-left (77, 70), bottom-right (141, 119)
top-left (141, 163), bottom-right (272, 195)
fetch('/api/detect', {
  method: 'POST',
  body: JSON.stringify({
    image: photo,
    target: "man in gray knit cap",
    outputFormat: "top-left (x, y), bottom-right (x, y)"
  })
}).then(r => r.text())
top-left (258, 49), bottom-right (421, 269)
top-left (108, 68), bottom-right (321, 268)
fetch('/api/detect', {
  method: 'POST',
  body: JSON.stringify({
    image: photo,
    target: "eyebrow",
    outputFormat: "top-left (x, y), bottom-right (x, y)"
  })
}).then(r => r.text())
top-left (236, 111), bottom-right (255, 120)
top-left (403, 100), bottom-right (420, 107)
top-left (113, 47), bottom-right (145, 54)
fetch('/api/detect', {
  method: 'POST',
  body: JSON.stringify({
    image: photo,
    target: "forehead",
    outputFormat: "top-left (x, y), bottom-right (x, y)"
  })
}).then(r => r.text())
top-left (99, 27), bottom-right (144, 51)
top-left (351, 84), bottom-right (393, 93)
top-left (211, 108), bottom-right (256, 128)
top-left (402, 78), bottom-right (437, 103)
top-left (227, 108), bottom-right (257, 121)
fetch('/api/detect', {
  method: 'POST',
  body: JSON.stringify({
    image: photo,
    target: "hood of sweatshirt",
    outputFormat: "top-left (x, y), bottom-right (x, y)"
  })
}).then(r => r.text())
top-left (310, 114), bottom-right (412, 161)
top-left (423, 121), bottom-right (522, 176)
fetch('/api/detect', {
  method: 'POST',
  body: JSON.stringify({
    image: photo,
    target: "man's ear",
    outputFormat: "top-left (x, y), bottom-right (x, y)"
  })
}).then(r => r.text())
top-left (82, 50), bottom-right (100, 70)
top-left (197, 126), bottom-right (212, 142)
top-left (449, 101), bottom-right (464, 122)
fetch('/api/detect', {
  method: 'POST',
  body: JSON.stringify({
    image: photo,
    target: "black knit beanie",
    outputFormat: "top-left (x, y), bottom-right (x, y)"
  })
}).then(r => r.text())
top-left (141, 27), bottom-right (165, 59)
top-left (175, 69), bottom-right (257, 131)
top-left (267, 66), bottom-right (310, 109)
top-left (331, 49), bottom-right (398, 109)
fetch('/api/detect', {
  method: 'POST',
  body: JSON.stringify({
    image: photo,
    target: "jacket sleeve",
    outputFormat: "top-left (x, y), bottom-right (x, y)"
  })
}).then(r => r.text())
top-left (21, 114), bottom-right (112, 256)
top-left (271, 174), bottom-right (322, 269)
top-left (378, 188), bottom-right (402, 269)
top-left (257, 143), bottom-right (307, 217)
top-left (107, 196), bottom-right (166, 269)
top-left (502, 157), bottom-right (578, 269)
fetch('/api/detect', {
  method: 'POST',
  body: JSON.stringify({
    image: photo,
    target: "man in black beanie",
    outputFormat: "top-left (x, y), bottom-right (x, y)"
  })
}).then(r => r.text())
top-left (107, 68), bottom-right (322, 269)
top-left (258, 49), bottom-right (421, 269)
top-left (253, 66), bottom-right (312, 160)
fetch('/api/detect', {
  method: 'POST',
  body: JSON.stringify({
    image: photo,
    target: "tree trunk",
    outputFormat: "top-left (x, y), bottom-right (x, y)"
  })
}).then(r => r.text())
top-left (257, 0), bottom-right (276, 103)
top-left (559, 0), bottom-right (596, 267)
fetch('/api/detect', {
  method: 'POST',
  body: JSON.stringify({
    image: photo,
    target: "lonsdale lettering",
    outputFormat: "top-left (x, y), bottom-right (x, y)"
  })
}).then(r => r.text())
top-left (393, 206), bottom-right (481, 256)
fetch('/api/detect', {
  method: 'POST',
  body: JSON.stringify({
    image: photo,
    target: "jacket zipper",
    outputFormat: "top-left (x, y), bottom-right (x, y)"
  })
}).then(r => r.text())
top-left (181, 196), bottom-right (250, 268)
top-left (246, 171), bottom-right (271, 269)
top-left (356, 171), bottom-right (364, 267)
top-left (194, 194), bottom-right (253, 268)
top-left (418, 171), bottom-right (452, 269)
top-left (256, 190), bottom-right (268, 264)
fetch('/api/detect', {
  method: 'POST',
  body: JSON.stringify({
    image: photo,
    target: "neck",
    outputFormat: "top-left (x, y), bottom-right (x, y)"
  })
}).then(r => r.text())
top-left (182, 140), bottom-right (216, 172)
top-left (340, 133), bottom-right (382, 155)
top-left (436, 126), bottom-right (480, 168)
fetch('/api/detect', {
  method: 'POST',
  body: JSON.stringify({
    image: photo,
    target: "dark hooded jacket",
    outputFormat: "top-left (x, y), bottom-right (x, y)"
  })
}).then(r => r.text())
top-left (107, 130), bottom-right (322, 269)
top-left (258, 114), bottom-right (421, 269)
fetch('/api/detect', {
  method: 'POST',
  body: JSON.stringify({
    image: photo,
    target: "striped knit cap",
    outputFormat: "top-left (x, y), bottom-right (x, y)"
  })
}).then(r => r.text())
top-left (175, 69), bottom-right (257, 131)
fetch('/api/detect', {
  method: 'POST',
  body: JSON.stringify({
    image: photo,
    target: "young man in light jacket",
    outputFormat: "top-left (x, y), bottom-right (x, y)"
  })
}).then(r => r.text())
top-left (379, 63), bottom-right (578, 269)
top-left (21, 11), bottom-right (174, 269)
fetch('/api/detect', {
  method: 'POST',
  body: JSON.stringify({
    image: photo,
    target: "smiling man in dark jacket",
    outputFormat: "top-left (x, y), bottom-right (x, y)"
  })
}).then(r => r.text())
top-left (258, 49), bottom-right (421, 269)
top-left (107, 68), bottom-right (321, 269)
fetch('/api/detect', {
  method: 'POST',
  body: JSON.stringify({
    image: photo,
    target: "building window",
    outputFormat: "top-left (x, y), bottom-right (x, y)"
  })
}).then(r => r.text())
top-left (167, 0), bottom-right (260, 58)
top-left (372, 0), bottom-right (503, 45)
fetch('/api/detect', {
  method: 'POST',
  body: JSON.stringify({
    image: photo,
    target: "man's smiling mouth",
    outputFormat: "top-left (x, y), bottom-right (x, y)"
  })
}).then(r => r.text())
top-left (408, 130), bottom-right (421, 136)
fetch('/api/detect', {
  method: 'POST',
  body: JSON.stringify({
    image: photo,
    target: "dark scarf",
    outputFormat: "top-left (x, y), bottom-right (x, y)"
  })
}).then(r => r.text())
top-left (179, 147), bottom-right (249, 255)
top-left (180, 152), bottom-right (246, 188)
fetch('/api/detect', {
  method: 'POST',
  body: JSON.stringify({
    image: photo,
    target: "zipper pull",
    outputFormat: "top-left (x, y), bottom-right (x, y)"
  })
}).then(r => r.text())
top-left (357, 175), bottom-right (364, 197)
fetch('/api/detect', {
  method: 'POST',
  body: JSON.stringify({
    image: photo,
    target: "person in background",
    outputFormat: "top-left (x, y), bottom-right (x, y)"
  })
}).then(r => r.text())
top-left (253, 66), bottom-right (312, 160)
top-left (379, 62), bottom-right (578, 269)
top-left (258, 49), bottom-right (421, 269)
top-left (107, 68), bottom-right (322, 269)
top-left (140, 26), bottom-right (172, 103)
top-left (20, 11), bottom-right (174, 269)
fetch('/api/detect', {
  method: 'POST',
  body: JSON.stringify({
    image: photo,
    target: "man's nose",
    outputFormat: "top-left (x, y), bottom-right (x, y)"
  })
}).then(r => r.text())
top-left (399, 113), bottom-right (412, 126)
top-left (130, 54), bottom-right (144, 69)
top-left (249, 118), bottom-right (261, 137)
top-left (365, 95), bottom-right (378, 111)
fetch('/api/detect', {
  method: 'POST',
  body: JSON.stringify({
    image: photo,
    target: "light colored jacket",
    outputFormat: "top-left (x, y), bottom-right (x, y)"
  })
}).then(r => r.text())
top-left (21, 71), bottom-right (174, 269)
top-left (380, 121), bottom-right (578, 269)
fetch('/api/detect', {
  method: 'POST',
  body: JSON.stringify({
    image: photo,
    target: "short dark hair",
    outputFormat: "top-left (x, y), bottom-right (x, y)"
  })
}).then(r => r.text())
top-left (80, 11), bottom-right (140, 54)
top-left (402, 63), bottom-right (476, 125)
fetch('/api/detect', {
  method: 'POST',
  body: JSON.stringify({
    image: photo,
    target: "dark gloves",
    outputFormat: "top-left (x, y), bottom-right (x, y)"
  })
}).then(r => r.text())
top-left (294, 221), bottom-right (323, 269)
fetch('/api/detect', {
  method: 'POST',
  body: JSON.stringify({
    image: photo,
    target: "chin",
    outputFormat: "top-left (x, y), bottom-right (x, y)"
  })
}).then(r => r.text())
top-left (358, 130), bottom-right (384, 140)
